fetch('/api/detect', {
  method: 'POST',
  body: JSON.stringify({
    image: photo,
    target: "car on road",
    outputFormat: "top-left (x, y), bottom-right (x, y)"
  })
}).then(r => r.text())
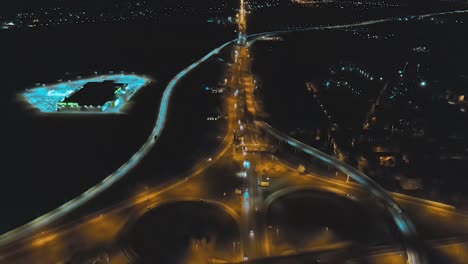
top-left (259, 181), bottom-right (270, 187)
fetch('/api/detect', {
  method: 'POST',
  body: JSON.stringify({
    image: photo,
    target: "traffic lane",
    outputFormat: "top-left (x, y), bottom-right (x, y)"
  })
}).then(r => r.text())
top-left (256, 121), bottom-right (424, 264)
top-left (0, 40), bottom-right (237, 249)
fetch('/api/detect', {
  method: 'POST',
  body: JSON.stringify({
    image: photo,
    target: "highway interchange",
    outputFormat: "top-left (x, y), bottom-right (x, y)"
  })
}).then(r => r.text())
top-left (1, 4), bottom-right (468, 264)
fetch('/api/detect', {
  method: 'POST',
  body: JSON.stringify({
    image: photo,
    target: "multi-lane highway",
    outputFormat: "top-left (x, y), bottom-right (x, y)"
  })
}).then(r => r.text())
top-left (1, 5), bottom-right (468, 264)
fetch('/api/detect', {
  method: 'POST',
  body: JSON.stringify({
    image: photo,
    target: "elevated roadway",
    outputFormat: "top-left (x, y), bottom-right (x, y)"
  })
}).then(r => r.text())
top-left (1, 6), bottom-right (468, 264)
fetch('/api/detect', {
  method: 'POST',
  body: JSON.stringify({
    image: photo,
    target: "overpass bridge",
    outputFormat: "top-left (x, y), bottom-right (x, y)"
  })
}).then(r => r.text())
top-left (2, 3), bottom-right (468, 264)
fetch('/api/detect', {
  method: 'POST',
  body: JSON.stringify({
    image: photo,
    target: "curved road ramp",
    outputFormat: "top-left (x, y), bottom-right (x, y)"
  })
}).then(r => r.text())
top-left (255, 121), bottom-right (426, 264)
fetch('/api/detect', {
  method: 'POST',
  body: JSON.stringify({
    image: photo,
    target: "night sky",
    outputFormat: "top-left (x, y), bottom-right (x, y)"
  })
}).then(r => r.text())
top-left (0, 0), bottom-right (233, 15)
top-left (0, 0), bottom-right (135, 14)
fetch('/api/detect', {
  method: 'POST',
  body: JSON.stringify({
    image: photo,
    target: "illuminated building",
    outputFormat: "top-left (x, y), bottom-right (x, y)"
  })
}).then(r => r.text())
top-left (21, 74), bottom-right (150, 114)
top-left (59, 81), bottom-right (127, 112)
